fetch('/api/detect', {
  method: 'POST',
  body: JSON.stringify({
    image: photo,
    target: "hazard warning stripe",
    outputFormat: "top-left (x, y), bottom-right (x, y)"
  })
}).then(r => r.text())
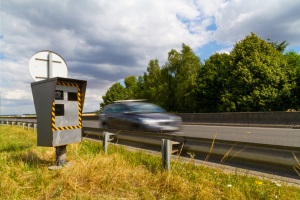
top-left (51, 101), bottom-right (56, 132)
top-left (77, 84), bottom-right (82, 127)
top-left (57, 82), bottom-right (79, 88)
top-left (52, 126), bottom-right (81, 131)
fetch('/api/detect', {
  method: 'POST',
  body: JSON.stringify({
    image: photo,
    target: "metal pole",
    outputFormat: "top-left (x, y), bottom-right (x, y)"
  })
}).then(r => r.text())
top-left (102, 132), bottom-right (115, 154)
top-left (103, 132), bottom-right (108, 154)
top-left (48, 52), bottom-right (52, 79)
top-left (161, 139), bottom-right (171, 171)
top-left (55, 145), bottom-right (67, 166)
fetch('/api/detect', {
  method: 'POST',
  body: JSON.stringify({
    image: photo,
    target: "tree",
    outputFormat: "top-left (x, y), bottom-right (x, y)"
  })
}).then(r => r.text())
top-left (124, 75), bottom-right (138, 99)
top-left (222, 33), bottom-right (291, 111)
top-left (135, 75), bottom-right (146, 99)
top-left (284, 51), bottom-right (300, 110)
top-left (196, 53), bottom-right (230, 112)
top-left (163, 44), bottom-right (201, 112)
top-left (267, 39), bottom-right (288, 52)
top-left (100, 82), bottom-right (128, 110)
top-left (143, 59), bottom-right (163, 105)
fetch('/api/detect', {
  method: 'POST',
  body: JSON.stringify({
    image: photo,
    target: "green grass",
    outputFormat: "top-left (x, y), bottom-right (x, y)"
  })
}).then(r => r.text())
top-left (0, 125), bottom-right (299, 199)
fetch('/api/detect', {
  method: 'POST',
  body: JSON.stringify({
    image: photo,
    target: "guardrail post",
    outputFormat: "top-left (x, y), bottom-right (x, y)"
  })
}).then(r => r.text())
top-left (27, 123), bottom-right (32, 131)
top-left (34, 123), bottom-right (37, 133)
top-left (102, 131), bottom-right (115, 154)
top-left (161, 139), bottom-right (181, 171)
top-left (162, 139), bottom-right (171, 171)
top-left (11, 121), bottom-right (16, 126)
top-left (22, 122), bottom-right (26, 129)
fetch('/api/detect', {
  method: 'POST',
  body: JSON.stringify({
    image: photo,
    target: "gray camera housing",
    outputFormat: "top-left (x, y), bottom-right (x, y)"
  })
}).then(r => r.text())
top-left (31, 77), bottom-right (87, 147)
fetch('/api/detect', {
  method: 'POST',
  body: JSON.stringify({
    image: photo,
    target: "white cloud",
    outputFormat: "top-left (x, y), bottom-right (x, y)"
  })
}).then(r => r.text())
top-left (214, 0), bottom-right (300, 45)
top-left (217, 47), bottom-right (232, 55)
top-left (1, 0), bottom-right (300, 115)
top-left (4, 89), bottom-right (30, 100)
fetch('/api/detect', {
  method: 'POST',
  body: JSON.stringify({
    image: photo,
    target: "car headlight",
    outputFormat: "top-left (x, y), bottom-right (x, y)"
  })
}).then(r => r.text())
top-left (174, 116), bottom-right (182, 121)
top-left (139, 118), bottom-right (157, 125)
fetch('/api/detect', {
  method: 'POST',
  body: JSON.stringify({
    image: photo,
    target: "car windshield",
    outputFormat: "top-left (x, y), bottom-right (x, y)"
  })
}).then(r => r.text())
top-left (128, 103), bottom-right (165, 113)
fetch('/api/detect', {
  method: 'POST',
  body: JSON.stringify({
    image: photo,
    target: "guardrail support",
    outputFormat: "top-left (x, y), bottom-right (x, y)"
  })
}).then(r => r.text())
top-left (34, 123), bottom-right (37, 132)
top-left (102, 132), bottom-right (115, 154)
top-left (22, 123), bottom-right (27, 129)
top-left (161, 139), bottom-right (180, 171)
top-left (27, 123), bottom-right (32, 131)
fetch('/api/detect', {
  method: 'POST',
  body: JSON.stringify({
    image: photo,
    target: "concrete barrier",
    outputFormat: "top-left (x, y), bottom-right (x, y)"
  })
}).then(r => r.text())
top-left (81, 111), bottom-right (300, 126)
top-left (178, 112), bottom-right (300, 126)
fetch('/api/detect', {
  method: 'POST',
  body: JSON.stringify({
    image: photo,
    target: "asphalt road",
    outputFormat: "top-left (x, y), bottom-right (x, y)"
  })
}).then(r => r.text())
top-left (83, 120), bottom-right (300, 148)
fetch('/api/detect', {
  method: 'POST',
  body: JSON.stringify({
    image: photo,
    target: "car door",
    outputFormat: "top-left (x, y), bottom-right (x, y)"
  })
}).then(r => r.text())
top-left (103, 104), bottom-right (129, 130)
top-left (112, 104), bottom-right (131, 130)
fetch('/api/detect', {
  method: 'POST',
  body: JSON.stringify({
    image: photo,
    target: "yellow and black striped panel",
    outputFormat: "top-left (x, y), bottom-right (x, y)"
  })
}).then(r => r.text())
top-left (51, 82), bottom-right (83, 132)
top-left (53, 126), bottom-right (81, 131)
top-left (77, 85), bottom-right (82, 127)
top-left (52, 101), bottom-right (56, 132)
top-left (57, 82), bottom-right (79, 88)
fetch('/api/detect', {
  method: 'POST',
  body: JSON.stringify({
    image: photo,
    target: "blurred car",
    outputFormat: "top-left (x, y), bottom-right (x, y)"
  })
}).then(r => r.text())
top-left (99, 100), bottom-right (182, 133)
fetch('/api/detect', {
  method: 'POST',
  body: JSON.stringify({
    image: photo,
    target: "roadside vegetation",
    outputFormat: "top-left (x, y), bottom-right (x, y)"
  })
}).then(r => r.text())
top-left (100, 33), bottom-right (300, 113)
top-left (1, 126), bottom-right (299, 199)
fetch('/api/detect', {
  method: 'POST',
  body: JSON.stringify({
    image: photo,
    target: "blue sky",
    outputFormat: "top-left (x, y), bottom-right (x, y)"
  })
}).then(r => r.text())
top-left (197, 41), bottom-right (230, 61)
top-left (1, 0), bottom-right (300, 115)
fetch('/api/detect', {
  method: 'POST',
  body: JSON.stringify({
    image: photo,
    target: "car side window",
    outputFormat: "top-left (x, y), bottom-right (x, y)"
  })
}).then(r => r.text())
top-left (112, 104), bottom-right (128, 113)
top-left (104, 104), bottom-right (128, 113)
top-left (116, 104), bottom-right (128, 112)
top-left (103, 106), bottom-right (113, 113)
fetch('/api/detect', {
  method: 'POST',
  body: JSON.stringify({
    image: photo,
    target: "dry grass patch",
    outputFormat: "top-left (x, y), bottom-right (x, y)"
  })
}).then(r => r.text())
top-left (0, 126), bottom-right (300, 199)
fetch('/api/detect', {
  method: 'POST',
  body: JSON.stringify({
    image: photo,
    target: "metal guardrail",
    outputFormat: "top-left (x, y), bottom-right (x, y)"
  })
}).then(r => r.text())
top-left (2, 118), bottom-right (300, 181)
top-left (83, 127), bottom-right (300, 169)
top-left (83, 127), bottom-right (300, 183)
top-left (0, 120), bottom-right (37, 132)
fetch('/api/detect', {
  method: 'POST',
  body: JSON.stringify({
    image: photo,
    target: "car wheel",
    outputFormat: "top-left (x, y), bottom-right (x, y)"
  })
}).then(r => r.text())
top-left (102, 122), bottom-right (108, 129)
top-left (131, 123), bottom-right (141, 131)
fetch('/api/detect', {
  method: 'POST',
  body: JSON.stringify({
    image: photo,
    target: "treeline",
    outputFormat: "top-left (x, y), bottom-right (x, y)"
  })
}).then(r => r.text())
top-left (100, 33), bottom-right (300, 113)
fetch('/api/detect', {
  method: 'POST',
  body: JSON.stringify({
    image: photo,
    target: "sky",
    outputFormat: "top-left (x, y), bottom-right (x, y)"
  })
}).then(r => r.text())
top-left (1, 0), bottom-right (300, 115)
